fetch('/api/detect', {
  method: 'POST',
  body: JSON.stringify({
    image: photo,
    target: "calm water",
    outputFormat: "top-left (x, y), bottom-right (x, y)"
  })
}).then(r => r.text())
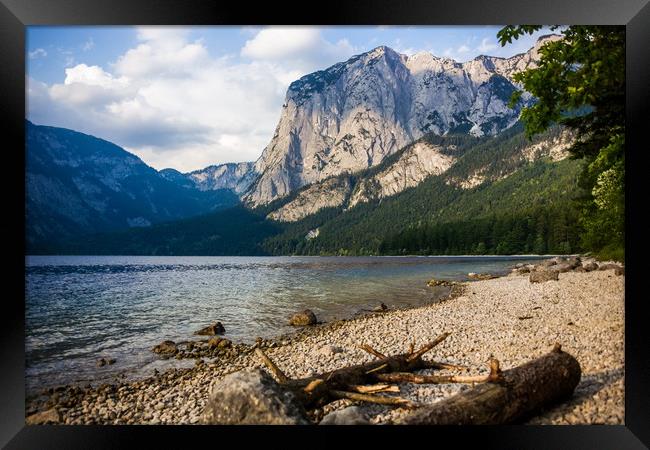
top-left (25, 255), bottom-right (545, 395)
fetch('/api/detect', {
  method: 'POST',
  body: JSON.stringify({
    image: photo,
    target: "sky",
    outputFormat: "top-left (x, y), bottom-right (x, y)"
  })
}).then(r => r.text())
top-left (26, 26), bottom-right (553, 172)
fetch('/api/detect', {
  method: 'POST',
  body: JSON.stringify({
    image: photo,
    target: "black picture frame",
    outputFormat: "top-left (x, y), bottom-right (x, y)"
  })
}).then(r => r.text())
top-left (2, 0), bottom-right (648, 447)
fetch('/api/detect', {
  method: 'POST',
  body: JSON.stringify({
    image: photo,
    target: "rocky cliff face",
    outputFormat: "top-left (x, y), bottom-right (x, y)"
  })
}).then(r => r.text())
top-left (187, 162), bottom-right (256, 194)
top-left (243, 35), bottom-right (561, 207)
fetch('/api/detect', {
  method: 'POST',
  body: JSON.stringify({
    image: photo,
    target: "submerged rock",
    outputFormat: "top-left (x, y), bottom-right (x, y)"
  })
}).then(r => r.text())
top-left (289, 309), bottom-right (318, 326)
top-left (201, 369), bottom-right (310, 425)
top-left (195, 322), bottom-right (226, 336)
top-left (427, 278), bottom-right (454, 287)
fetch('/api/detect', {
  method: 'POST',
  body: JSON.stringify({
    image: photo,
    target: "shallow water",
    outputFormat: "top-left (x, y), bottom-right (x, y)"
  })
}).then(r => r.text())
top-left (25, 255), bottom-right (545, 395)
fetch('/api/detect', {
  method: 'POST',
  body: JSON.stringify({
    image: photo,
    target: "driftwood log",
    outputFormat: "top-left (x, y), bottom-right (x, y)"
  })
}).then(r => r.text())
top-left (254, 335), bottom-right (581, 425)
top-left (397, 344), bottom-right (581, 425)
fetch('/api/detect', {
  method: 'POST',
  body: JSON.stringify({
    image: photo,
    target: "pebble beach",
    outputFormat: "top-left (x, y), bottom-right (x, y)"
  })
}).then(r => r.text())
top-left (26, 260), bottom-right (625, 425)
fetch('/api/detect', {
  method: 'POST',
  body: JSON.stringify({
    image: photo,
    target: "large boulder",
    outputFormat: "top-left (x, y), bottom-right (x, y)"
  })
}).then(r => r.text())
top-left (319, 406), bottom-right (370, 425)
top-left (152, 340), bottom-right (178, 355)
top-left (201, 369), bottom-right (310, 425)
top-left (195, 322), bottom-right (226, 336)
top-left (289, 309), bottom-right (317, 326)
top-left (529, 269), bottom-right (559, 283)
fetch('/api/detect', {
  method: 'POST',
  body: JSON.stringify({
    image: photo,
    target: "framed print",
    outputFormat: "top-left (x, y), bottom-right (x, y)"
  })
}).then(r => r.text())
top-left (1, 0), bottom-right (649, 447)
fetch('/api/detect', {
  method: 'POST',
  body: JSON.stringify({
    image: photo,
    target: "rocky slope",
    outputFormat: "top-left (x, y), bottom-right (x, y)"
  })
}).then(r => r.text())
top-left (243, 35), bottom-right (561, 207)
top-left (265, 124), bottom-right (572, 223)
top-left (26, 121), bottom-right (238, 252)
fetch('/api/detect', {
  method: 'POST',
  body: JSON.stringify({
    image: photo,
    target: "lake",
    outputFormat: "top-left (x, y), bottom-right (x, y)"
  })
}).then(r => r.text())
top-left (25, 255), bottom-right (546, 396)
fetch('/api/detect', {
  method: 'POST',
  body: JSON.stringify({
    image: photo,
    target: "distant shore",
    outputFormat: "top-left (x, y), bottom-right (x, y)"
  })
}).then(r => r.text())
top-left (26, 258), bottom-right (624, 425)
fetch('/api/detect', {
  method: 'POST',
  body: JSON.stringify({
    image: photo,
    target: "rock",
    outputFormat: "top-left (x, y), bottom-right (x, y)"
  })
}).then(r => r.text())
top-left (318, 345), bottom-right (343, 357)
top-left (540, 259), bottom-right (558, 267)
top-left (319, 406), bottom-right (370, 425)
top-left (152, 340), bottom-right (178, 355)
top-left (554, 263), bottom-right (575, 273)
top-left (195, 322), bottom-right (226, 336)
top-left (372, 303), bottom-right (388, 312)
top-left (26, 408), bottom-right (61, 425)
top-left (96, 357), bottom-right (116, 367)
top-left (208, 337), bottom-right (223, 348)
top-left (530, 270), bottom-right (559, 283)
top-left (582, 262), bottom-right (598, 272)
top-left (614, 267), bottom-right (625, 276)
top-left (201, 369), bottom-right (310, 425)
top-left (517, 267), bottom-right (531, 274)
top-left (427, 278), bottom-right (454, 287)
top-left (566, 256), bottom-right (581, 267)
top-left (468, 273), bottom-right (495, 280)
top-left (598, 263), bottom-right (620, 271)
top-left (217, 339), bottom-right (232, 349)
top-left (289, 309), bottom-right (318, 326)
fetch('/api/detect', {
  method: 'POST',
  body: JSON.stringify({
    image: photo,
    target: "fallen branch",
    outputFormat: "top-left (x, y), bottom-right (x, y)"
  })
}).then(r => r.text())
top-left (358, 344), bottom-right (387, 360)
top-left (406, 332), bottom-right (451, 362)
top-left (256, 332), bottom-right (451, 408)
top-left (330, 390), bottom-right (419, 409)
top-left (255, 348), bottom-right (289, 383)
top-left (376, 359), bottom-right (501, 385)
top-left (397, 345), bottom-right (581, 425)
top-left (349, 384), bottom-right (400, 394)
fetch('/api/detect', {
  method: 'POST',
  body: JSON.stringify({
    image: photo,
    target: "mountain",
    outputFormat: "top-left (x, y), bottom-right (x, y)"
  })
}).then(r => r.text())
top-left (62, 122), bottom-right (583, 256)
top-left (262, 123), bottom-right (583, 256)
top-left (26, 121), bottom-right (239, 253)
top-left (243, 35), bottom-right (561, 207)
top-left (161, 162), bottom-right (257, 194)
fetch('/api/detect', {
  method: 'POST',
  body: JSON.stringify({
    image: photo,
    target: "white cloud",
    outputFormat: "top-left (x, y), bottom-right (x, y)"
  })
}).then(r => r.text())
top-left (28, 26), bottom-right (338, 172)
top-left (457, 44), bottom-right (470, 53)
top-left (28, 48), bottom-right (47, 59)
top-left (476, 38), bottom-right (497, 53)
top-left (241, 26), bottom-right (356, 74)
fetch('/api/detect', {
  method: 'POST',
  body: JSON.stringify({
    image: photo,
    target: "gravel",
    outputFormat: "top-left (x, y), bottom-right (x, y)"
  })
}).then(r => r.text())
top-left (27, 266), bottom-right (624, 425)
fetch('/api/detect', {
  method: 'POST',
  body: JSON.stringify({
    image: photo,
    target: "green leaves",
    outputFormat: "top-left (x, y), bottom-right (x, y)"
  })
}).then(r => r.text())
top-left (498, 25), bottom-right (625, 259)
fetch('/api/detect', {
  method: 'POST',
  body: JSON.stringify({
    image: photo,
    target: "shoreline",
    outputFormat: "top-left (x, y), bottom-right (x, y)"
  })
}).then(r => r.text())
top-left (26, 259), bottom-right (624, 425)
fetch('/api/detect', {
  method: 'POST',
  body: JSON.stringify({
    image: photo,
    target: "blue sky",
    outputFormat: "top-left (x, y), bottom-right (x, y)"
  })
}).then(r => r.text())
top-left (26, 26), bottom-right (553, 171)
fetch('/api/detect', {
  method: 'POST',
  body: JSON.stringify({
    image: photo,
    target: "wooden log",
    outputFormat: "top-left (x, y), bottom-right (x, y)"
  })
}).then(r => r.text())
top-left (396, 345), bottom-right (581, 425)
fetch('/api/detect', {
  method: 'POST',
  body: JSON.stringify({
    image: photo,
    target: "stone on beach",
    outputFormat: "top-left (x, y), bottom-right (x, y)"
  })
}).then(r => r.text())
top-left (152, 340), bottom-right (178, 355)
top-left (26, 408), bottom-right (61, 425)
top-left (373, 303), bottom-right (389, 312)
top-left (317, 345), bottom-right (343, 357)
top-left (201, 369), bottom-right (309, 425)
top-left (194, 322), bottom-right (226, 336)
top-left (289, 309), bottom-right (318, 326)
top-left (319, 406), bottom-right (370, 425)
top-left (529, 269), bottom-right (559, 283)
top-left (582, 262), bottom-right (598, 272)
